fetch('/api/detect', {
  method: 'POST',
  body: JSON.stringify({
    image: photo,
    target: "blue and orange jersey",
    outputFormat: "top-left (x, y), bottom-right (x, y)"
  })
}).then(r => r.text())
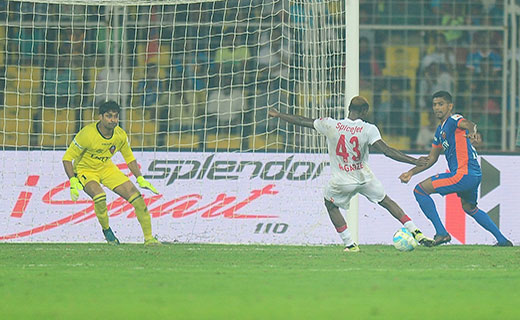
top-left (432, 114), bottom-right (481, 176)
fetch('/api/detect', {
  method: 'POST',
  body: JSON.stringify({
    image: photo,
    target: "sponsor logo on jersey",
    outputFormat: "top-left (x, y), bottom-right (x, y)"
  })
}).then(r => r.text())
top-left (441, 131), bottom-right (450, 150)
top-left (336, 122), bottom-right (364, 134)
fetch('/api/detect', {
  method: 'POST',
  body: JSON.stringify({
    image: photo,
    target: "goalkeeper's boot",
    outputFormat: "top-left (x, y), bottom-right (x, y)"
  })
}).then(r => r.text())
top-left (433, 233), bottom-right (452, 246)
top-left (344, 243), bottom-right (360, 253)
top-left (412, 230), bottom-right (434, 247)
top-left (144, 237), bottom-right (162, 246)
top-left (102, 227), bottom-right (120, 245)
top-left (494, 240), bottom-right (513, 247)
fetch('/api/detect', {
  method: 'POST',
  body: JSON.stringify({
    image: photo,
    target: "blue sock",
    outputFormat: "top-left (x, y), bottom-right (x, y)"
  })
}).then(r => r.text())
top-left (466, 207), bottom-right (508, 244)
top-left (414, 185), bottom-right (448, 236)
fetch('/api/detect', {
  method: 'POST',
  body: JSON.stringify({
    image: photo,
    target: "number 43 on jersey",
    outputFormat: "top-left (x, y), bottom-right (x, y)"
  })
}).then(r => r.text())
top-left (335, 135), bottom-right (360, 163)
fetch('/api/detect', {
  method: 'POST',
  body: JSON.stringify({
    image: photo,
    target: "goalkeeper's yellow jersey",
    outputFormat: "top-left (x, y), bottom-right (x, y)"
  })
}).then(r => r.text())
top-left (63, 122), bottom-right (136, 172)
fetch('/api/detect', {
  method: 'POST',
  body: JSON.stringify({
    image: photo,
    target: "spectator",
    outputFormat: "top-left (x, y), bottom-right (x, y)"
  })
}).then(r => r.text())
top-left (256, 29), bottom-right (290, 86)
top-left (164, 90), bottom-right (201, 132)
top-left (206, 76), bottom-right (246, 132)
top-left (471, 97), bottom-right (499, 149)
top-left (469, 55), bottom-right (502, 148)
top-left (419, 33), bottom-right (455, 74)
top-left (94, 58), bottom-right (131, 107)
top-left (359, 36), bottom-right (381, 87)
top-left (214, 33), bottom-right (251, 74)
top-left (252, 78), bottom-right (292, 135)
top-left (359, 37), bottom-right (372, 79)
top-left (418, 62), bottom-right (455, 110)
top-left (135, 63), bottom-right (167, 108)
top-left (467, 3), bottom-right (485, 26)
top-left (377, 78), bottom-right (413, 136)
top-left (256, 30), bottom-right (278, 70)
top-left (466, 32), bottom-right (502, 77)
top-left (516, 127), bottom-right (520, 152)
top-left (482, 0), bottom-right (504, 26)
top-left (440, 2), bottom-right (466, 45)
top-left (11, 26), bottom-right (44, 65)
top-left (169, 40), bottom-right (210, 117)
top-left (43, 56), bottom-right (80, 108)
top-left (71, 29), bottom-right (85, 57)
top-left (415, 113), bottom-right (437, 150)
top-left (359, 4), bottom-right (375, 34)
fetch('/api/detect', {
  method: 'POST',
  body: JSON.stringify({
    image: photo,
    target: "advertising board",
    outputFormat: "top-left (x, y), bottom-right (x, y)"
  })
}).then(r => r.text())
top-left (1, 151), bottom-right (518, 245)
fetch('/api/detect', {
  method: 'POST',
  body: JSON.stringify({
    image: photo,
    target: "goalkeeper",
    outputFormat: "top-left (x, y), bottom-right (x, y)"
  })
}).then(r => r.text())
top-left (62, 101), bottom-right (160, 245)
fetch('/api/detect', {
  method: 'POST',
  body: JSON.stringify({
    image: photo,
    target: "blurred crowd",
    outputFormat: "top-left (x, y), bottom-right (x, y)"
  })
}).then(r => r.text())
top-left (0, 0), bottom-right (513, 150)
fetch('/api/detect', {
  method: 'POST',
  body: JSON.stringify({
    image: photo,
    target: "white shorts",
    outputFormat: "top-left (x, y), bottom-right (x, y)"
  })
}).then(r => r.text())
top-left (323, 176), bottom-right (386, 210)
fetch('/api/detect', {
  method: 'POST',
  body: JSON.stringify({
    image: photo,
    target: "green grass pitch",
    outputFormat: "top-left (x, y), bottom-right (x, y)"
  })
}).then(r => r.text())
top-left (0, 243), bottom-right (519, 320)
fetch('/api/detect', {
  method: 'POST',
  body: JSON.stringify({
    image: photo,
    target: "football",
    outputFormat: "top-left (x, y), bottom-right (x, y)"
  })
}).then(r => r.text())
top-left (392, 228), bottom-right (418, 252)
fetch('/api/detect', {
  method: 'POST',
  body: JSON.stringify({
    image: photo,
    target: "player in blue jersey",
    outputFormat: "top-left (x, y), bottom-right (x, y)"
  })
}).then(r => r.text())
top-left (399, 91), bottom-right (513, 246)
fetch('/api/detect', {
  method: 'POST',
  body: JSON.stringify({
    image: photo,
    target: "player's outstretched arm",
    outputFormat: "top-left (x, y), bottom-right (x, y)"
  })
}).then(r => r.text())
top-left (458, 118), bottom-right (481, 146)
top-left (371, 139), bottom-right (417, 165)
top-left (268, 107), bottom-right (316, 129)
top-left (127, 160), bottom-right (159, 194)
top-left (399, 146), bottom-right (442, 184)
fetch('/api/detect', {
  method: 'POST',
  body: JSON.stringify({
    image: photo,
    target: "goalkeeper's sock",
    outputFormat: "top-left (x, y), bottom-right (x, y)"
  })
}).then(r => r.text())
top-left (414, 185), bottom-right (448, 236)
top-left (465, 207), bottom-right (508, 243)
top-left (93, 193), bottom-right (109, 230)
top-left (336, 225), bottom-right (354, 247)
top-left (128, 192), bottom-right (153, 241)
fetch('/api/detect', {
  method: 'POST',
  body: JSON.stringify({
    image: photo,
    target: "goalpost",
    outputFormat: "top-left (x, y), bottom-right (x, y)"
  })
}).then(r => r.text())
top-left (0, 0), bottom-right (359, 244)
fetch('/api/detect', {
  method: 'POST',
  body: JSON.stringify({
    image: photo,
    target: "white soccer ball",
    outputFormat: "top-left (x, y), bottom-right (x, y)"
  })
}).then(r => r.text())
top-left (392, 228), bottom-right (418, 252)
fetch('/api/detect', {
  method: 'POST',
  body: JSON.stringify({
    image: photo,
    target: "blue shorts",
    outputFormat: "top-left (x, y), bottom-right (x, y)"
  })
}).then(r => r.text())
top-left (431, 172), bottom-right (481, 205)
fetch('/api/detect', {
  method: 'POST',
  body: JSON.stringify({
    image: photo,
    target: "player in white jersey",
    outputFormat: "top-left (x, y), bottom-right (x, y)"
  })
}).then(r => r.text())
top-left (269, 96), bottom-right (434, 252)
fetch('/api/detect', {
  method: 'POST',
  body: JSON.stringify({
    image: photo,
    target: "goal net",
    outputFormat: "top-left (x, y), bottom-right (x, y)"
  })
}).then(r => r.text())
top-left (0, 0), bottom-right (348, 244)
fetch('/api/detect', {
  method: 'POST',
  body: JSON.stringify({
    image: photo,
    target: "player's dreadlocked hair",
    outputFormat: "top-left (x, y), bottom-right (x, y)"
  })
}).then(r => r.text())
top-left (99, 101), bottom-right (121, 115)
top-left (349, 96), bottom-right (370, 113)
top-left (432, 91), bottom-right (453, 103)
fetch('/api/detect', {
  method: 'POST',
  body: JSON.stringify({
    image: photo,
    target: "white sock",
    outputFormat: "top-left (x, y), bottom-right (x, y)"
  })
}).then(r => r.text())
top-left (338, 228), bottom-right (354, 246)
top-left (403, 221), bottom-right (418, 234)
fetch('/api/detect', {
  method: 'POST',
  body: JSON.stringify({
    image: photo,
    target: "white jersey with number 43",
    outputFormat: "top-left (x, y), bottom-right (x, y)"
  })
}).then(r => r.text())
top-left (313, 117), bottom-right (381, 184)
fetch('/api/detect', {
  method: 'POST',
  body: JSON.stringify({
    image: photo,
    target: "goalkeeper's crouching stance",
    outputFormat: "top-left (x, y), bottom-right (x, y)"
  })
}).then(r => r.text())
top-left (62, 101), bottom-right (160, 245)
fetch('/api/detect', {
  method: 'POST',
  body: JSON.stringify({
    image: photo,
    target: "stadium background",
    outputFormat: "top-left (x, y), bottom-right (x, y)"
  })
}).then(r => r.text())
top-left (0, 0), bottom-right (518, 151)
top-left (0, 0), bottom-right (519, 244)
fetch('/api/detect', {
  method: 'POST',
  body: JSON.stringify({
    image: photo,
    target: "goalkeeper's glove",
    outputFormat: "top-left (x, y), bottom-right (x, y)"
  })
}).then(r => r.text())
top-left (137, 176), bottom-right (159, 194)
top-left (69, 176), bottom-right (83, 201)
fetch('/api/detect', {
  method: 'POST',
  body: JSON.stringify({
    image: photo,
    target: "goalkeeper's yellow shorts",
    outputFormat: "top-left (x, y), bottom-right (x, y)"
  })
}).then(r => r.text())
top-left (76, 163), bottom-right (130, 191)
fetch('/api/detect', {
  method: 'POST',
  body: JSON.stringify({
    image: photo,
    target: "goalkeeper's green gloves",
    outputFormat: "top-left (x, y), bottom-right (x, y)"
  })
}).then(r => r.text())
top-left (69, 176), bottom-right (83, 201)
top-left (137, 176), bottom-right (159, 194)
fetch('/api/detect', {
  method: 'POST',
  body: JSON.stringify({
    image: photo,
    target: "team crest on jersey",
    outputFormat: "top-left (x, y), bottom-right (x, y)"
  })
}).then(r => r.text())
top-left (109, 145), bottom-right (116, 154)
top-left (441, 131), bottom-right (447, 140)
top-left (451, 114), bottom-right (463, 120)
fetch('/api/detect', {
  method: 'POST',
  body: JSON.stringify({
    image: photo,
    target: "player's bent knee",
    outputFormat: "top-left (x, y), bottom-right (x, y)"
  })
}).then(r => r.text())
top-left (114, 181), bottom-right (139, 199)
top-left (413, 184), bottom-right (427, 197)
top-left (462, 204), bottom-right (478, 215)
